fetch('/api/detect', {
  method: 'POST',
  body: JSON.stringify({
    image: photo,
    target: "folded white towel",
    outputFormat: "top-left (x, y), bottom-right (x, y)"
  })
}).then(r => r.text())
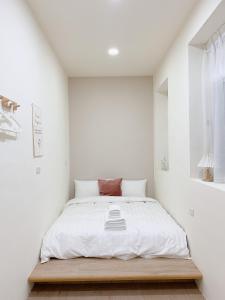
top-left (105, 205), bottom-right (126, 231)
top-left (108, 204), bottom-right (121, 218)
top-left (105, 226), bottom-right (126, 231)
top-left (105, 218), bottom-right (126, 226)
top-left (105, 220), bottom-right (126, 231)
top-left (109, 211), bottom-right (120, 218)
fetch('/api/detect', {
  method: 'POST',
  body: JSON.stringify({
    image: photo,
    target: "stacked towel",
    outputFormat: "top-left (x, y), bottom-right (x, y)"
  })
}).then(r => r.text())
top-left (108, 205), bottom-right (121, 219)
top-left (104, 205), bottom-right (127, 231)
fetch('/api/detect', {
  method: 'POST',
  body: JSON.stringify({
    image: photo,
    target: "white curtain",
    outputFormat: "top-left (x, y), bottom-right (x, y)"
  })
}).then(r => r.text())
top-left (201, 27), bottom-right (225, 183)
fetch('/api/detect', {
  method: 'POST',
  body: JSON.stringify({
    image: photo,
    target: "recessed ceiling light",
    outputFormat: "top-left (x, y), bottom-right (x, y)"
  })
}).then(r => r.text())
top-left (108, 48), bottom-right (119, 56)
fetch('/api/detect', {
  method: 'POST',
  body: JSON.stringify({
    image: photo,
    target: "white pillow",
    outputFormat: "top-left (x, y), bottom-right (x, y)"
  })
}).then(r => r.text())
top-left (74, 180), bottom-right (99, 198)
top-left (122, 179), bottom-right (147, 197)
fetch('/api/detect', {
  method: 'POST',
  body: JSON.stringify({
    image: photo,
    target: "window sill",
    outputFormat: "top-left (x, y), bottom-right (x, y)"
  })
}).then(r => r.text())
top-left (192, 178), bottom-right (225, 192)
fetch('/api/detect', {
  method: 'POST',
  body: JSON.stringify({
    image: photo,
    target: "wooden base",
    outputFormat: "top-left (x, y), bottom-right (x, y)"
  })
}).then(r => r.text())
top-left (28, 258), bottom-right (202, 284)
top-left (28, 282), bottom-right (203, 299)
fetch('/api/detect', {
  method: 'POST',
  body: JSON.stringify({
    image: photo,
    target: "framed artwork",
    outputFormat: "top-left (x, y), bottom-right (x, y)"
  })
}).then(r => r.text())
top-left (32, 104), bottom-right (43, 157)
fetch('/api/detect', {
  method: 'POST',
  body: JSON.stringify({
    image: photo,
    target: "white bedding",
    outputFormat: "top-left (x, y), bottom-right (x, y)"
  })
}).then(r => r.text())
top-left (41, 197), bottom-right (189, 263)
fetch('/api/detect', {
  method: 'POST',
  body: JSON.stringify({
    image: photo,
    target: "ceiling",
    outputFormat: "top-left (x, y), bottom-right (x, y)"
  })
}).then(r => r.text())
top-left (27, 0), bottom-right (198, 77)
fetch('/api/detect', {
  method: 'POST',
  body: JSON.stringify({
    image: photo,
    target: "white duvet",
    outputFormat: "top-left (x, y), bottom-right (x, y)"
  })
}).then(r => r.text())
top-left (41, 197), bottom-right (189, 263)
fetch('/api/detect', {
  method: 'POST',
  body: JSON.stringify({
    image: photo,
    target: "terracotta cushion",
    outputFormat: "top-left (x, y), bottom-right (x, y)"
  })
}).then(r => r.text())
top-left (98, 178), bottom-right (122, 196)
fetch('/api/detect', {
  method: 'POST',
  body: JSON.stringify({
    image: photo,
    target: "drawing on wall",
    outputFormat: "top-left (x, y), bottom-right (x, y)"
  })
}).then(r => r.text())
top-left (32, 104), bottom-right (43, 157)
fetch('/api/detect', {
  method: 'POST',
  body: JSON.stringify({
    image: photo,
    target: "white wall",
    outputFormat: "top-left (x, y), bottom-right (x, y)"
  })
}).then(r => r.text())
top-left (188, 46), bottom-right (203, 178)
top-left (153, 0), bottom-right (225, 299)
top-left (0, 1), bottom-right (69, 300)
top-left (69, 77), bottom-right (153, 197)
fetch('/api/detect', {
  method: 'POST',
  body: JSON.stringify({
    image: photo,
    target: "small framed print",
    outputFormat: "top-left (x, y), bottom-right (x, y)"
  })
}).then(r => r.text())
top-left (32, 104), bottom-right (43, 157)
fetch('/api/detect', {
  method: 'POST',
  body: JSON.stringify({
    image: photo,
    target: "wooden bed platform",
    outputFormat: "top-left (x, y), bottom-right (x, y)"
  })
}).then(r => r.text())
top-left (28, 282), bottom-right (204, 299)
top-left (28, 258), bottom-right (202, 284)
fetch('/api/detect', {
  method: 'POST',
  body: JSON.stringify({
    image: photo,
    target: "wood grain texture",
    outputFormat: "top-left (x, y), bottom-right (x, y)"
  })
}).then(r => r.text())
top-left (28, 282), bottom-right (204, 299)
top-left (28, 258), bottom-right (202, 284)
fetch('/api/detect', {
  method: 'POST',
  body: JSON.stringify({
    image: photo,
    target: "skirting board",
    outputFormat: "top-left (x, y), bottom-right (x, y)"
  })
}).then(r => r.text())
top-left (28, 258), bottom-right (202, 284)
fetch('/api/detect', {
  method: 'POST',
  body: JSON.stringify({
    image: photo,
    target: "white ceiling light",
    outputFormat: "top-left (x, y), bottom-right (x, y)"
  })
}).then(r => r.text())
top-left (108, 48), bottom-right (119, 56)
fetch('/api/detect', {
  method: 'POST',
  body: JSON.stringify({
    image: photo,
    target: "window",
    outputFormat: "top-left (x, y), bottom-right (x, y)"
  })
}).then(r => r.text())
top-left (189, 21), bottom-right (225, 183)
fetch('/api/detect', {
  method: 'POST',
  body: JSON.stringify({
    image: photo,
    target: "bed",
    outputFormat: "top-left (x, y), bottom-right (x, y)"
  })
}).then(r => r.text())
top-left (41, 196), bottom-right (189, 263)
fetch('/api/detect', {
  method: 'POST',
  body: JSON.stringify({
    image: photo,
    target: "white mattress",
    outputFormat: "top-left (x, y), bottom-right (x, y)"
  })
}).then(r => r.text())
top-left (41, 197), bottom-right (189, 263)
